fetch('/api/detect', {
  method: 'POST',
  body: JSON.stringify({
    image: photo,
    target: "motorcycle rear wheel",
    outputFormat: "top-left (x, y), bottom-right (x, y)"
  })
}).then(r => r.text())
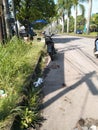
top-left (49, 52), bottom-right (54, 61)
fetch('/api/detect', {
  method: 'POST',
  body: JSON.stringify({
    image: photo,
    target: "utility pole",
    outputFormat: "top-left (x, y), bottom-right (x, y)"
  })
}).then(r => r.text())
top-left (2, 0), bottom-right (11, 39)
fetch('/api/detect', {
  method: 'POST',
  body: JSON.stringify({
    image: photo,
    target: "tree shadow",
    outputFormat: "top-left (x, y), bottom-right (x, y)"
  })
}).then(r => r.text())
top-left (42, 71), bottom-right (98, 109)
top-left (42, 35), bottom-right (98, 110)
top-left (53, 35), bottom-right (81, 44)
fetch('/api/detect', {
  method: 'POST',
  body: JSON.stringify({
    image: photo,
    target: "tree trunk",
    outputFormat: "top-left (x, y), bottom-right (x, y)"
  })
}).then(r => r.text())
top-left (12, 0), bottom-right (19, 37)
top-left (86, 0), bottom-right (92, 34)
top-left (74, 6), bottom-right (77, 33)
top-left (2, 0), bottom-right (11, 39)
top-left (62, 13), bottom-right (65, 33)
top-left (67, 11), bottom-right (69, 33)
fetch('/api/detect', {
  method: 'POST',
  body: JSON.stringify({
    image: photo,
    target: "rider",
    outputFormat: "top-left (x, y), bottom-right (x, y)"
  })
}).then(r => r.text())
top-left (95, 37), bottom-right (98, 51)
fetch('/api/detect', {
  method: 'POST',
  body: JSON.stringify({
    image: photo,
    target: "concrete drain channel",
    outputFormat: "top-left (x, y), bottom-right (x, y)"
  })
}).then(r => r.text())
top-left (74, 118), bottom-right (98, 130)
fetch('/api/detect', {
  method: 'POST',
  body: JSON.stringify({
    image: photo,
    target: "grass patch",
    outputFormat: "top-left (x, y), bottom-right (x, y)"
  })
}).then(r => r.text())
top-left (0, 36), bottom-right (46, 130)
top-left (65, 32), bottom-right (98, 38)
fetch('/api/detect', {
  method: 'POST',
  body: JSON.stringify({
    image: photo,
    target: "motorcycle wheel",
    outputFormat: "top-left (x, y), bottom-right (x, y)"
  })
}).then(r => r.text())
top-left (49, 52), bottom-right (54, 61)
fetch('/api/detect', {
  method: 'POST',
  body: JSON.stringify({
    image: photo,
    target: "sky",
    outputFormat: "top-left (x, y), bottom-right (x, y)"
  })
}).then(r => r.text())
top-left (80, 1), bottom-right (98, 18)
top-left (92, 0), bottom-right (98, 14)
top-left (54, 0), bottom-right (98, 18)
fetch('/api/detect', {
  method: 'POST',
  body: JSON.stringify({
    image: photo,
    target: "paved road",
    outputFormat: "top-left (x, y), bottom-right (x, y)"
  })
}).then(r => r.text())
top-left (40, 35), bottom-right (98, 130)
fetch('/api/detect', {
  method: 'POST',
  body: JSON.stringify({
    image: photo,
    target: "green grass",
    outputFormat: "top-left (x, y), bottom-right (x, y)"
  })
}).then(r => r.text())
top-left (82, 32), bottom-right (97, 37)
top-left (0, 36), bottom-right (45, 129)
top-left (65, 31), bottom-right (98, 38)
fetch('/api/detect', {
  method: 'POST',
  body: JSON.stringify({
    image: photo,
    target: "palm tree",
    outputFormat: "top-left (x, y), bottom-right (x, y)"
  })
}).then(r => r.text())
top-left (65, 1), bottom-right (72, 33)
top-left (57, 0), bottom-right (72, 33)
top-left (57, 1), bottom-right (66, 33)
top-left (86, 0), bottom-right (92, 34)
top-left (79, 0), bottom-right (92, 34)
top-left (72, 0), bottom-right (85, 33)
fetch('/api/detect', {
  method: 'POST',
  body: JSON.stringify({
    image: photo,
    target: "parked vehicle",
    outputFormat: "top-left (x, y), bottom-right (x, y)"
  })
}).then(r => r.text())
top-left (19, 29), bottom-right (28, 38)
top-left (76, 30), bottom-right (83, 34)
top-left (43, 32), bottom-right (57, 61)
top-left (94, 37), bottom-right (98, 58)
top-left (19, 27), bottom-right (37, 39)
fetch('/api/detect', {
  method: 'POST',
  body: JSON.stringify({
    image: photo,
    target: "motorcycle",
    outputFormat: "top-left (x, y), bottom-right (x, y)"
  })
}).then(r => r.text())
top-left (43, 33), bottom-right (57, 61)
top-left (94, 37), bottom-right (98, 58)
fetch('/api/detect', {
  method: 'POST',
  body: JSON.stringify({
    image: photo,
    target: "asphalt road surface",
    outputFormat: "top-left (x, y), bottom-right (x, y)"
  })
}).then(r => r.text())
top-left (40, 35), bottom-right (98, 130)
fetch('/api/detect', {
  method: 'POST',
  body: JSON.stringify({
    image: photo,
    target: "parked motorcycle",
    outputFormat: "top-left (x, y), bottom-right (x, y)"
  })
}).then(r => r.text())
top-left (43, 33), bottom-right (57, 61)
top-left (94, 37), bottom-right (98, 58)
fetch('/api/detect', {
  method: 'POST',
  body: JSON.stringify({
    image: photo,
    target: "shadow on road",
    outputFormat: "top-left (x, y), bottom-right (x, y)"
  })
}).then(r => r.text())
top-left (53, 36), bottom-right (81, 44)
top-left (43, 71), bottom-right (98, 109)
top-left (42, 35), bottom-right (98, 110)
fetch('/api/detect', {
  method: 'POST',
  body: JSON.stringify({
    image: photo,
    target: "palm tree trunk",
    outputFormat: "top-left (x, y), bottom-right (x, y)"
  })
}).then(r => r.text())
top-left (67, 11), bottom-right (69, 33)
top-left (86, 0), bottom-right (92, 34)
top-left (74, 6), bottom-right (77, 33)
top-left (62, 13), bottom-right (65, 33)
top-left (67, 17), bottom-right (69, 33)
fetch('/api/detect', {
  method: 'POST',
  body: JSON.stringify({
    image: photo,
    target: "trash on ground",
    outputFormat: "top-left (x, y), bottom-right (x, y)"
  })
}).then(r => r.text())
top-left (94, 51), bottom-right (98, 55)
top-left (0, 89), bottom-right (7, 98)
top-left (33, 78), bottom-right (43, 87)
top-left (74, 118), bottom-right (98, 130)
top-left (89, 125), bottom-right (96, 130)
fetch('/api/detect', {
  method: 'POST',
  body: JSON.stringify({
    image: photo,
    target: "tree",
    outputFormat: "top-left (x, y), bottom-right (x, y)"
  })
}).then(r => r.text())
top-left (68, 16), bottom-right (74, 32)
top-left (56, 1), bottom-right (66, 33)
top-left (3, 0), bottom-right (11, 38)
top-left (11, 0), bottom-right (19, 36)
top-left (57, 0), bottom-right (72, 33)
top-left (91, 13), bottom-right (98, 33)
top-left (77, 15), bottom-right (86, 30)
top-left (65, 0), bottom-right (72, 33)
top-left (72, 0), bottom-right (85, 33)
top-left (79, 0), bottom-right (92, 34)
top-left (13, 0), bottom-right (56, 28)
top-left (86, 0), bottom-right (92, 34)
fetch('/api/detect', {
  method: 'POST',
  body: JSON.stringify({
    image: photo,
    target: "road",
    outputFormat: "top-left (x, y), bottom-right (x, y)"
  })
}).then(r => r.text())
top-left (40, 35), bottom-right (98, 130)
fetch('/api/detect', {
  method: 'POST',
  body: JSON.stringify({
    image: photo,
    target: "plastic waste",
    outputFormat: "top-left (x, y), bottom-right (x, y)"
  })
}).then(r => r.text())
top-left (0, 89), bottom-right (4, 95)
top-left (94, 51), bottom-right (98, 54)
top-left (89, 125), bottom-right (96, 130)
top-left (33, 78), bottom-right (43, 87)
top-left (0, 89), bottom-right (7, 98)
